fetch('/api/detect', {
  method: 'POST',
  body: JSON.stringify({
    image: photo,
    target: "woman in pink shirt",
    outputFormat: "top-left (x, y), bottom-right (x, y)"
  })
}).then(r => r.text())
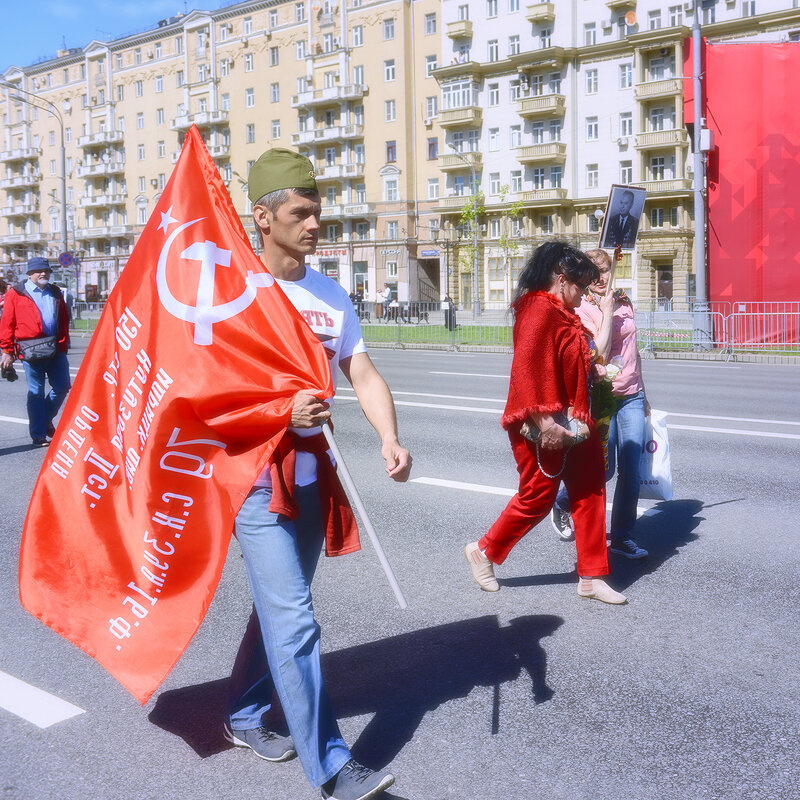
top-left (551, 248), bottom-right (650, 559)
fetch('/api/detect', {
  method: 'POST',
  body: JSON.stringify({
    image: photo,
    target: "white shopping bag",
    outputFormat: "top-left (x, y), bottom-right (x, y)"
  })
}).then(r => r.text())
top-left (638, 409), bottom-right (673, 501)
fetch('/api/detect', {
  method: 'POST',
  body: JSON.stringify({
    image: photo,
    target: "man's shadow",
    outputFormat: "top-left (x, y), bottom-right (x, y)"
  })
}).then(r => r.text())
top-left (148, 614), bottom-right (563, 768)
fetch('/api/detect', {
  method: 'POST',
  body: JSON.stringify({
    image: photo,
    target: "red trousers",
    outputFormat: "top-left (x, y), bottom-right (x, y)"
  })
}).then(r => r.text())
top-left (479, 429), bottom-right (610, 577)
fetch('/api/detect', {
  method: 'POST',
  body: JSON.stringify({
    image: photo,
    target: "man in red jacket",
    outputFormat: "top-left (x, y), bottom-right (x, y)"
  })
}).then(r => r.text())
top-left (0, 257), bottom-right (71, 446)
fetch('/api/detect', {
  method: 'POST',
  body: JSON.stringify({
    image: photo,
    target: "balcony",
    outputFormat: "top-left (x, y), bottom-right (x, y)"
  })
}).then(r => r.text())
top-left (77, 159), bottom-right (126, 177)
top-left (635, 129), bottom-right (690, 150)
top-left (76, 225), bottom-right (135, 240)
top-left (291, 124), bottom-right (364, 146)
top-left (519, 187), bottom-right (568, 205)
top-left (343, 202), bottom-right (374, 217)
top-left (635, 78), bottom-right (683, 100)
top-left (633, 178), bottom-right (692, 194)
top-left (207, 143), bottom-right (231, 159)
top-left (438, 106), bottom-right (483, 128)
top-left (438, 152), bottom-right (483, 173)
top-left (77, 130), bottom-right (124, 149)
top-left (516, 94), bottom-right (565, 118)
top-left (0, 201), bottom-right (39, 217)
top-left (0, 173), bottom-right (40, 189)
top-left (170, 110), bottom-right (230, 132)
top-left (526, 3), bottom-right (555, 24)
top-left (0, 146), bottom-right (39, 163)
top-left (0, 231), bottom-right (48, 245)
top-left (606, 0), bottom-right (635, 8)
top-left (315, 163), bottom-right (365, 181)
top-left (320, 204), bottom-right (343, 219)
top-left (446, 20), bottom-right (473, 39)
top-left (515, 142), bottom-right (567, 164)
top-left (434, 195), bottom-right (474, 212)
top-left (291, 84), bottom-right (368, 108)
top-left (79, 193), bottom-right (127, 209)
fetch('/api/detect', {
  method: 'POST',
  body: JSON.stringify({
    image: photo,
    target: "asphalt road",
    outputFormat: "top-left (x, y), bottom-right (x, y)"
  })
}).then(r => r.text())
top-left (1, 344), bottom-right (798, 800)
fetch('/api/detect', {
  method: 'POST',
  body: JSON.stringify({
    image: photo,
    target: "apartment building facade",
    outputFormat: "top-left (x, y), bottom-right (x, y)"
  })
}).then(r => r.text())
top-left (1, 0), bottom-right (799, 307)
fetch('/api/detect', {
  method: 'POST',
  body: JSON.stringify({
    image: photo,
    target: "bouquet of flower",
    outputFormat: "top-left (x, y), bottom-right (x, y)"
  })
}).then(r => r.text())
top-left (589, 349), bottom-right (622, 472)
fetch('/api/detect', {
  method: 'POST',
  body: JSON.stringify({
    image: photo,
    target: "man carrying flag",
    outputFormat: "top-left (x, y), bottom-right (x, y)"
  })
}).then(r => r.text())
top-left (223, 148), bottom-right (412, 800)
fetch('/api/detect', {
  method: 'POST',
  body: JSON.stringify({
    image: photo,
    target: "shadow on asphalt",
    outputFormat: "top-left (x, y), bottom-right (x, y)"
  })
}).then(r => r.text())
top-left (0, 443), bottom-right (49, 457)
top-left (610, 498), bottom-right (704, 591)
top-left (148, 614), bottom-right (563, 770)
top-left (498, 570), bottom-right (576, 588)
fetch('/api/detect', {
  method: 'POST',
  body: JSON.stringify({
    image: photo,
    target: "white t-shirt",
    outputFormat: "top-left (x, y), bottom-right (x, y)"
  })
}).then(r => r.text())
top-left (254, 265), bottom-right (367, 488)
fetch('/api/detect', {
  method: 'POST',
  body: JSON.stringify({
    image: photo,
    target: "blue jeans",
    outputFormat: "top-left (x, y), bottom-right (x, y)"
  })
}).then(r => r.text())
top-left (22, 352), bottom-right (71, 440)
top-left (228, 483), bottom-right (351, 788)
top-left (555, 391), bottom-right (646, 542)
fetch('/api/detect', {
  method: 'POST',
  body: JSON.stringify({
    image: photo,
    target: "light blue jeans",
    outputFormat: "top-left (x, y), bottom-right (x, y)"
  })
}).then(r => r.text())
top-left (228, 483), bottom-right (351, 787)
top-left (555, 390), bottom-right (646, 543)
top-left (22, 352), bottom-right (71, 440)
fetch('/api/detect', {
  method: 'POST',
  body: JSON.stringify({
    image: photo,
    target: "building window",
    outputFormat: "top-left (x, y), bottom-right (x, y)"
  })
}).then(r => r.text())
top-left (586, 163), bottom-right (599, 188)
top-left (532, 168), bottom-right (545, 189)
top-left (356, 222), bottom-right (369, 240)
top-left (221, 93), bottom-right (230, 111)
top-left (425, 55), bottom-right (437, 76)
top-left (488, 40), bottom-right (499, 62)
top-left (427, 137), bottom-right (438, 159)
top-left (383, 18), bottom-right (394, 39)
top-left (586, 117), bottom-right (598, 141)
top-left (384, 99), bottom-right (396, 122)
top-left (540, 28), bottom-right (552, 48)
top-left (669, 5), bottom-right (683, 26)
top-left (510, 125), bottom-right (522, 148)
top-left (651, 208), bottom-right (665, 227)
top-left (244, 53), bottom-right (254, 71)
top-left (425, 96), bottom-right (438, 117)
top-left (244, 17), bottom-right (253, 34)
top-left (584, 23), bottom-right (596, 46)
top-left (117, 85), bottom-right (124, 101)
top-left (271, 83), bottom-right (280, 103)
top-left (177, 70), bottom-right (184, 87)
top-left (489, 172), bottom-right (500, 194)
top-left (585, 69), bottom-right (598, 94)
top-left (137, 144), bottom-right (145, 161)
top-left (650, 106), bottom-right (666, 131)
top-left (135, 80), bottom-right (143, 97)
top-left (155, 75), bottom-right (163, 92)
top-left (487, 0), bottom-right (498, 17)
top-left (550, 166), bottom-right (562, 188)
top-left (540, 215), bottom-right (553, 234)
top-left (510, 0), bottom-right (519, 11)
top-left (425, 13), bottom-right (436, 34)
top-left (246, 124), bottom-right (255, 143)
top-left (488, 218), bottom-right (501, 238)
top-left (532, 121), bottom-right (544, 144)
top-left (489, 128), bottom-right (500, 151)
top-left (220, 59), bottom-right (230, 78)
top-left (269, 9), bottom-right (278, 26)
top-left (549, 73), bottom-right (562, 93)
top-left (387, 261), bottom-right (398, 278)
top-left (353, 65), bottom-right (364, 85)
top-left (702, 0), bottom-right (716, 25)
top-left (270, 47), bottom-right (279, 66)
top-left (386, 220), bottom-right (399, 239)
top-left (271, 120), bottom-right (281, 139)
top-left (386, 140), bottom-right (396, 162)
top-left (158, 140), bottom-right (165, 158)
top-left (510, 170), bottom-right (522, 193)
top-left (620, 112), bottom-right (633, 137)
top-left (488, 83), bottom-right (500, 106)
top-left (649, 10), bottom-right (662, 29)
top-left (384, 60), bottom-right (395, 81)
top-left (245, 88), bottom-right (254, 108)
top-left (136, 113), bottom-right (144, 129)
top-left (670, 206), bottom-right (680, 226)
top-left (385, 179), bottom-right (399, 201)
top-left (296, 2), bottom-right (305, 21)
top-left (509, 35), bottom-right (520, 56)
top-left (458, 4), bottom-right (469, 20)
top-left (620, 160), bottom-right (633, 183)
top-left (619, 63), bottom-right (633, 89)
top-left (353, 26), bottom-right (363, 46)
top-left (550, 119), bottom-right (562, 141)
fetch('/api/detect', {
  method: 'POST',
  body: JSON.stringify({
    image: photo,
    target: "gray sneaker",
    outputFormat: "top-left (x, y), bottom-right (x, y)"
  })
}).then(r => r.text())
top-left (223, 722), bottom-right (296, 762)
top-left (550, 506), bottom-right (574, 541)
top-left (321, 759), bottom-right (395, 800)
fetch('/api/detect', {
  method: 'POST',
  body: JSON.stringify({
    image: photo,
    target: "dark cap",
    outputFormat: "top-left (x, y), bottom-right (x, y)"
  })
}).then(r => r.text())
top-left (26, 257), bottom-right (52, 274)
top-left (247, 148), bottom-right (318, 204)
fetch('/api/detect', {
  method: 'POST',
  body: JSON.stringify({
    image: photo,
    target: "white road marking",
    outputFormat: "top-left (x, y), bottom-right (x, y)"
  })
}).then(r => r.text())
top-left (0, 670), bottom-right (85, 729)
top-left (429, 371), bottom-right (509, 378)
top-left (664, 411), bottom-right (800, 427)
top-left (338, 387), bottom-right (504, 404)
top-left (337, 396), bottom-right (502, 414)
top-left (0, 415), bottom-right (27, 425)
top-left (410, 477), bottom-right (649, 516)
top-left (667, 423), bottom-right (800, 440)
top-left (657, 363), bottom-right (741, 369)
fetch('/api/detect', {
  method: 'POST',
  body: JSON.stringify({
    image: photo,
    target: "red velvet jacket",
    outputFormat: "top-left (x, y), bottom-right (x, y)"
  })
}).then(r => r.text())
top-left (0, 282), bottom-right (70, 359)
top-left (501, 291), bottom-right (594, 430)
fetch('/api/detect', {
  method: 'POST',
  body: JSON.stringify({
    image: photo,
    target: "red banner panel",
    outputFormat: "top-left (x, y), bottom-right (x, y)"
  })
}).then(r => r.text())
top-left (704, 43), bottom-right (800, 305)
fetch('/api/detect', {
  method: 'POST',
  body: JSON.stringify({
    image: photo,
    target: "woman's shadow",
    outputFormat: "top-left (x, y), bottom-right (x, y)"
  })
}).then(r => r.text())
top-left (148, 613), bottom-right (563, 770)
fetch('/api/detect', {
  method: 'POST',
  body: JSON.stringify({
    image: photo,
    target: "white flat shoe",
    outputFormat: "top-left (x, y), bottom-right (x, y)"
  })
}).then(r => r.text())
top-left (464, 542), bottom-right (499, 592)
top-left (577, 578), bottom-right (627, 605)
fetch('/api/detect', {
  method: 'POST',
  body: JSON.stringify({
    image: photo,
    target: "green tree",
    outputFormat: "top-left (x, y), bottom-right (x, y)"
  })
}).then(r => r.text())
top-left (457, 189), bottom-right (485, 273)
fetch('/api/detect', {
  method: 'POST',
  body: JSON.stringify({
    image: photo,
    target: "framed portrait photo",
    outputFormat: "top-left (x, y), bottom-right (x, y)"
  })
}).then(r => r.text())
top-left (599, 184), bottom-right (647, 251)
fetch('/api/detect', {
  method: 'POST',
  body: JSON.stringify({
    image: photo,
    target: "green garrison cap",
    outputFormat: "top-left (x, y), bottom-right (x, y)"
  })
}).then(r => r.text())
top-left (247, 148), bottom-right (318, 203)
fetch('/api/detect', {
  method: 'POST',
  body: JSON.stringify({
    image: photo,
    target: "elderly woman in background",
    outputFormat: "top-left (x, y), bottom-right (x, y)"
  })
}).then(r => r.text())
top-left (464, 241), bottom-right (626, 605)
top-left (551, 248), bottom-right (649, 560)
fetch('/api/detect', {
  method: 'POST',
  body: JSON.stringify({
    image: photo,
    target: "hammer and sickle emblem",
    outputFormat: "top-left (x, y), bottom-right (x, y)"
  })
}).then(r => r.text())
top-left (156, 217), bottom-right (274, 345)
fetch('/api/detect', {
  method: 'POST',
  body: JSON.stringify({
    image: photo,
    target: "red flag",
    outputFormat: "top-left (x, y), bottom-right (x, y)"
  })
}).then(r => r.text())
top-left (19, 126), bottom-right (334, 704)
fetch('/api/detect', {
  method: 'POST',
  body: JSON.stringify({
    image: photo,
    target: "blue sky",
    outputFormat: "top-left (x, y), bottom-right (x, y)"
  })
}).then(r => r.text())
top-left (2, 1), bottom-right (207, 71)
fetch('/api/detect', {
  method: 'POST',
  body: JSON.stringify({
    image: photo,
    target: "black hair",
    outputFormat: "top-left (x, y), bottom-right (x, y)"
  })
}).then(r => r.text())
top-left (511, 240), bottom-right (599, 309)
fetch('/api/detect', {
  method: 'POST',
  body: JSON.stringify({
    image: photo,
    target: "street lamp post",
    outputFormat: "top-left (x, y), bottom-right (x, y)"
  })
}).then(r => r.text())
top-left (449, 144), bottom-right (481, 318)
top-left (1, 81), bottom-right (69, 266)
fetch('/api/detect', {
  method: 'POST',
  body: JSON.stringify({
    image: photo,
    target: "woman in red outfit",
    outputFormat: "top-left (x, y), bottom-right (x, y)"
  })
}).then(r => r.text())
top-left (464, 241), bottom-right (626, 605)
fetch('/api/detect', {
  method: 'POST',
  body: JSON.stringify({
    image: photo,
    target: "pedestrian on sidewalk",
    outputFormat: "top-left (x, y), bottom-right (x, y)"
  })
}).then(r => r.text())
top-left (550, 248), bottom-right (649, 560)
top-left (224, 148), bottom-right (412, 800)
top-left (464, 241), bottom-right (626, 605)
top-left (0, 258), bottom-right (71, 447)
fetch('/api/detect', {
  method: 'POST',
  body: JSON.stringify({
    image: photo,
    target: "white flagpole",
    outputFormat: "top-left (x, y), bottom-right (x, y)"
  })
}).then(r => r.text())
top-left (321, 422), bottom-right (408, 610)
